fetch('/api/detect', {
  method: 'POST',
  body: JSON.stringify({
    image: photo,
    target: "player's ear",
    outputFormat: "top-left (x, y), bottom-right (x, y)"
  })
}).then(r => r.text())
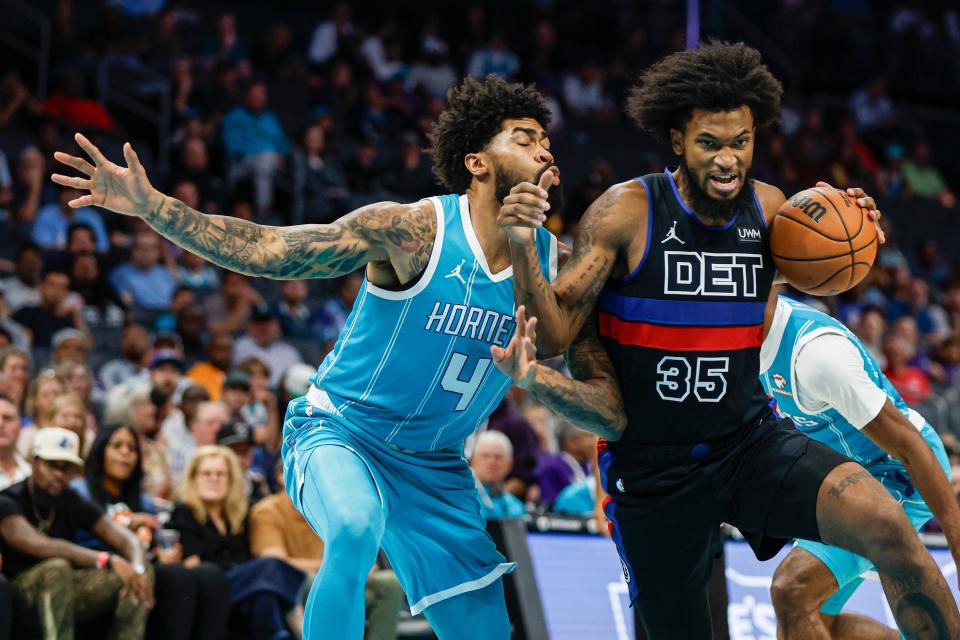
top-left (670, 129), bottom-right (684, 156)
top-left (464, 152), bottom-right (488, 179)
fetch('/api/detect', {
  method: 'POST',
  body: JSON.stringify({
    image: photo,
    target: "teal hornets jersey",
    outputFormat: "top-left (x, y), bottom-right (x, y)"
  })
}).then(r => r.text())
top-left (307, 194), bottom-right (557, 453)
top-left (760, 296), bottom-right (925, 471)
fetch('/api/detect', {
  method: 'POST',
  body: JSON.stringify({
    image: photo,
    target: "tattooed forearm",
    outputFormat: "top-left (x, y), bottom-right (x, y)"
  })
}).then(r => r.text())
top-left (527, 365), bottom-right (626, 440)
top-left (139, 195), bottom-right (434, 280)
top-left (509, 186), bottom-right (627, 354)
top-left (526, 318), bottom-right (627, 440)
top-left (827, 469), bottom-right (871, 499)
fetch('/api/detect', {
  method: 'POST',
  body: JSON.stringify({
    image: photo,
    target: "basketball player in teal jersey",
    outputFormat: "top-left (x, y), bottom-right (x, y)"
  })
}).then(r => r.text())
top-left (761, 292), bottom-right (960, 639)
top-left (50, 76), bottom-right (630, 639)
top-left (497, 42), bottom-right (960, 638)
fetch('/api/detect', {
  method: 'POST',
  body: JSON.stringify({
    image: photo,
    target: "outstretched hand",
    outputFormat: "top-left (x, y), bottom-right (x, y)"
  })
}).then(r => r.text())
top-left (497, 167), bottom-right (559, 243)
top-left (816, 181), bottom-right (885, 245)
top-left (491, 305), bottom-right (539, 388)
top-left (52, 133), bottom-right (159, 217)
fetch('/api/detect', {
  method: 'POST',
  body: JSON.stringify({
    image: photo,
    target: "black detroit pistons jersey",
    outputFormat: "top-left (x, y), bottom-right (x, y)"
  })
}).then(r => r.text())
top-left (598, 168), bottom-right (775, 446)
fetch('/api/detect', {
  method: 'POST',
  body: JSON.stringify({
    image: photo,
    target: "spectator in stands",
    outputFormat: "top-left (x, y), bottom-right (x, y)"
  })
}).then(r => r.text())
top-left (312, 271), bottom-right (362, 353)
top-left (161, 385), bottom-right (210, 473)
top-left (233, 306), bottom-right (302, 388)
top-left (169, 446), bottom-right (305, 640)
top-left (563, 63), bottom-right (612, 117)
top-left (536, 422), bottom-right (595, 507)
top-left (121, 384), bottom-right (171, 500)
top-left (386, 132), bottom-right (437, 202)
top-left (109, 231), bottom-right (178, 310)
top-left (99, 323), bottom-right (151, 389)
top-left (175, 251), bottom-right (221, 291)
top-left (274, 280), bottom-right (313, 339)
top-left (222, 80), bottom-right (290, 216)
top-left (187, 330), bottom-right (233, 402)
top-left (0, 242), bottom-right (43, 314)
top-left (466, 30), bottom-right (519, 80)
top-left (16, 370), bottom-right (66, 457)
top-left (849, 77), bottom-right (897, 132)
top-left (0, 394), bottom-right (29, 490)
top-left (487, 391), bottom-right (541, 501)
top-left (167, 396), bottom-right (224, 485)
top-left (171, 137), bottom-right (225, 214)
top-left (31, 185), bottom-right (109, 253)
top-left (13, 267), bottom-right (85, 348)
top-left (884, 334), bottom-right (933, 405)
top-left (297, 123), bottom-right (350, 224)
top-left (73, 424), bottom-right (232, 640)
top-left (307, 3), bottom-right (354, 66)
top-left (408, 39), bottom-right (458, 100)
top-left (9, 147), bottom-right (44, 228)
top-left (471, 430), bottom-right (527, 519)
top-left (903, 142), bottom-right (956, 208)
top-left (0, 347), bottom-right (31, 413)
top-left (204, 271), bottom-right (262, 336)
top-left (216, 420), bottom-right (270, 505)
top-left (236, 358), bottom-right (278, 449)
top-left (0, 293), bottom-right (30, 352)
top-left (0, 149), bottom-right (12, 224)
top-left (70, 252), bottom-right (127, 327)
top-left (45, 392), bottom-right (93, 457)
top-left (0, 428), bottom-right (154, 638)
top-left (249, 460), bottom-right (404, 640)
top-left (51, 327), bottom-right (89, 366)
top-left (55, 359), bottom-right (100, 431)
top-left (221, 369), bottom-right (255, 428)
top-left (855, 306), bottom-right (888, 368)
top-left (146, 348), bottom-right (186, 411)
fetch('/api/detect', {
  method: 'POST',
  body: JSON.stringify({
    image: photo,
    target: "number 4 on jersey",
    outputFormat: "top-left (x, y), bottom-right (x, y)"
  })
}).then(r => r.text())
top-left (441, 352), bottom-right (491, 411)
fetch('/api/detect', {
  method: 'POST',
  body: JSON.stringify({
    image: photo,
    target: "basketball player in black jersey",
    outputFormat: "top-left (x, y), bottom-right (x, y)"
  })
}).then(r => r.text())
top-left (498, 42), bottom-right (960, 639)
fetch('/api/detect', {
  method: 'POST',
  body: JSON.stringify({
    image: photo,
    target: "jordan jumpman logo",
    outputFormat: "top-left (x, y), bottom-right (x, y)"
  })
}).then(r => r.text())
top-left (661, 220), bottom-right (685, 245)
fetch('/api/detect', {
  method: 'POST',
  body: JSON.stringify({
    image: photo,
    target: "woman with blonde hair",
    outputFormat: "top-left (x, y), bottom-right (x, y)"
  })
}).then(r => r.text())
top-left (54, 359), bottom-right (101, 432)
top-left (16, 369), bottom-right (66, 458)
top-left (0, 347), bottom-right (31, 412)
top-left (168, 446), bottom-right (304, 640)
top-left (45, 392), bottom-right (95, 457)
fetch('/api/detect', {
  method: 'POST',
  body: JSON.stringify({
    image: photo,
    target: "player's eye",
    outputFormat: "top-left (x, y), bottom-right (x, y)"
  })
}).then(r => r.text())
top-left (734, 139), bottom-right (748, 148)
top-left (699, 140), bottom-right (716, 149)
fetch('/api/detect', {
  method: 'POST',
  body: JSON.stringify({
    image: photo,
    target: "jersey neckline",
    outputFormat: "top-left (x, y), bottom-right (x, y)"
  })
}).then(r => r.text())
top-left (459, 194), bottom-right (513, 282)
top-left (663, 166), bottom-right (741, 232)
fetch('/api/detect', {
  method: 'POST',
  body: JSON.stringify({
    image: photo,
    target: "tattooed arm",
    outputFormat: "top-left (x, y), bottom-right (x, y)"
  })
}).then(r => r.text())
top-left (499, 179), bottom-right (645, 355)
top-left (52, 134), bottom-right (436, 282)
top-left (491, 307), bottom-right (627, 441)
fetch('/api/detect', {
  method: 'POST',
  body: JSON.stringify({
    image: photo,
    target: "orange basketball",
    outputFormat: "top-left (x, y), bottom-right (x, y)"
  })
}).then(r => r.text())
top-left (770, 188), bottom-right (878, 295)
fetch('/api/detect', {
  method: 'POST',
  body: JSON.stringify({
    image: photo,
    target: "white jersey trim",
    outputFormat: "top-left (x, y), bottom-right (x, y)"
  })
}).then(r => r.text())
top-left (460, 194), bottom-right (513, 282)
top-left (409, 562), bottom-right (517, 615)
top-left (548, 233), bottom-right (558, 282)
top-left (366, 196), bottom-right (446, 301)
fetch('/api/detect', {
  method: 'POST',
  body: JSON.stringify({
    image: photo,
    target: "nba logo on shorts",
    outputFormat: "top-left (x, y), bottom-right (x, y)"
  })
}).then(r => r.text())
top-left (305, 405), bottom-right (314, 417)
top-left (773, 374), bottom-right (787, 389)
top-left (620, 558), bottom-right (631, 583)
top-left (616, 478), bottom-right (625, 492)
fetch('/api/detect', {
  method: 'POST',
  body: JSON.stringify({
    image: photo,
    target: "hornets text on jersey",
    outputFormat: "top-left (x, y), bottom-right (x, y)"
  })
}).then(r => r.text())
top-left (305, 193), bottom-right (557, 453)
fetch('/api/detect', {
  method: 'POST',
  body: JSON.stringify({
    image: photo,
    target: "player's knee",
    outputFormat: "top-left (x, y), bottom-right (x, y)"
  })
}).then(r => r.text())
top-left (859, 505), bottom-right (920, 560)
top-left (770, 563), bottom-right (818, 616)
top-left (326, 511), bottom-right (381, 558)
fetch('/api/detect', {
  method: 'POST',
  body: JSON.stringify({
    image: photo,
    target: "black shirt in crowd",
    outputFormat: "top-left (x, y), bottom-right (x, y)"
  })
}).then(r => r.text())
top-left (168, 502), bottom-right (249, 571)
top-left (0, 480), bottom-right (103, 579)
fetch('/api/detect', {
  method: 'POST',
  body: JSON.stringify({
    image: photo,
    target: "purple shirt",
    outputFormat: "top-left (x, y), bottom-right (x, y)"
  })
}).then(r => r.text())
top-left (487, 398), bottom-right (540, 487)
top-left (536, 452), bottom-right (591, 506)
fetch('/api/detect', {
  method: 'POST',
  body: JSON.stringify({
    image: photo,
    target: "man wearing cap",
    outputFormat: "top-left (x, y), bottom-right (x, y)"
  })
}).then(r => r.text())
top-left (217, 419), bottom-right (270, 505)
top-left (233, 305), bottom-right (302, 388)
top-left (0, 427), bottom-right (154, 638)
top-left (51, 327), bottom-right (90, 366)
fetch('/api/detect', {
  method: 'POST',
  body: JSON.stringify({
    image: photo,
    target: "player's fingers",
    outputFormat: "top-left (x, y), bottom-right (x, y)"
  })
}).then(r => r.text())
top-left (866, 208), bottom-right (881, 221)
top-left (857, 196), bottom-right (876, 211)
top-left (498, 209), bottom-right (545, 226)
top-left (846, 187), bottom-right (865, 197)
top-left (51, 174), bottom-right (92, 190)
top-left (815, 181), bottom-right (834, 189)
top-left (124, 142), bottom-right (144, 173)
top-left (490, 345), bottom-right (506, 362)
top-left (537, 166), bottom-right (558, 192)
top-left (68, 195), bottom-right (97, 208)
top-left (74, 132), bottom-right (109, 165)
top-left (503, 192), bottom-right (550, 209)
top-left (516, 306), bottom-right (527, 337)
top-left (53, 151), bottom-right (95, 176)
top-left (522, 337), bottom-right (536, 361)
top-left (511, 181), bottom-right (549, 199)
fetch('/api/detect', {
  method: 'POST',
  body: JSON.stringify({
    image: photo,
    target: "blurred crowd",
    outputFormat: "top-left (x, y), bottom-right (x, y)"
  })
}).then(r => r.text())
top-left (0, 0), bottom-right (959, 637)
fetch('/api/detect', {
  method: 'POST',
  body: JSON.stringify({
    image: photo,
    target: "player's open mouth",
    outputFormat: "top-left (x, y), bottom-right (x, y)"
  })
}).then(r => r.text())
top-left (709, 174), bottom-right (739, 193)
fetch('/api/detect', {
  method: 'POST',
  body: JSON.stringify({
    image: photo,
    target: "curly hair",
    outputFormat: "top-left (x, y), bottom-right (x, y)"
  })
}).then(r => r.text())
top-left (626, 41), bottom-right (783, 142)
top-left (428, 76), bottom-right (551, 193)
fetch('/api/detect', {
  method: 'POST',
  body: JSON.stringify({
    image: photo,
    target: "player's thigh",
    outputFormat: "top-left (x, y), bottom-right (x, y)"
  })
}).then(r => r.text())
top-left (814, 462), bottom-right (922, 558)
top-left (611, 498), bottom-right (719, 639)
top-left (297, 443), bottom-right (386, 543)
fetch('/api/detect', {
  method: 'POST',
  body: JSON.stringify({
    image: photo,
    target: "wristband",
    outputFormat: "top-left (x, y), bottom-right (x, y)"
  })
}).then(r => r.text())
top-left (95, 551), bottom-right (110, 570)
